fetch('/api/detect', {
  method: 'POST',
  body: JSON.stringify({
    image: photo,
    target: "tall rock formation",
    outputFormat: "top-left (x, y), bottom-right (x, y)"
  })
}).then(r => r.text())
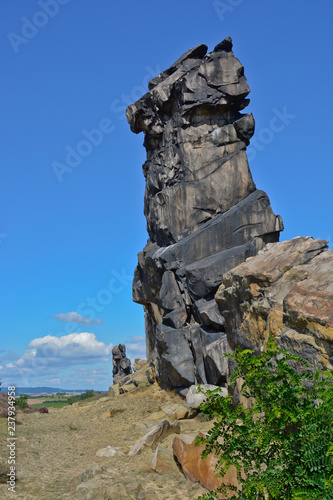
top-left (127, 37), bottom-right (283, 388)
top-left (112, 344), bottom-right (132, 384)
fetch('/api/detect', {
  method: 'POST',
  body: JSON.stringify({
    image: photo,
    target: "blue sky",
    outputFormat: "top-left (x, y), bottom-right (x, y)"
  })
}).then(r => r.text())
top-left (0, 0), bottom-right (332, 391)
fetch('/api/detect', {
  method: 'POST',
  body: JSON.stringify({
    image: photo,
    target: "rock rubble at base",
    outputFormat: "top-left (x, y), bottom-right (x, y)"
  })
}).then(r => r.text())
top-left (127, 37), bottom-right (283, 389)
top-left (72, 382), bottom-right (212, 499)
top-left (108, 359), bottom-right (156, 397)
top-left (128, 419), bottom-right (181, 457)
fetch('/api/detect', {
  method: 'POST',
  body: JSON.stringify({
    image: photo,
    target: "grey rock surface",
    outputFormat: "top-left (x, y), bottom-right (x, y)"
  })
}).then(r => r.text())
top-left (186, 384), bottom-right (228, 409)
top-left (112, 344), bottom-right (132, 384)
top-left (127, 38), bottom-right (283, 389)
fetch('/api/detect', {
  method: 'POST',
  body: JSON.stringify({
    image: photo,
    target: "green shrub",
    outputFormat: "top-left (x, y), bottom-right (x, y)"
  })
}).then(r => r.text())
top-left (17, 394), bottom-right (28, 409)
top-left (196, 339), bottom-right (333, 500)
top-left (67, 390), bottom-right (95, 405)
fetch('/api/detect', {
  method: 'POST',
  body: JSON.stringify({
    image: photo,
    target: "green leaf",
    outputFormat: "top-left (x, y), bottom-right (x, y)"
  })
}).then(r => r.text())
top-left (196, 337), bottom-right (333, 500)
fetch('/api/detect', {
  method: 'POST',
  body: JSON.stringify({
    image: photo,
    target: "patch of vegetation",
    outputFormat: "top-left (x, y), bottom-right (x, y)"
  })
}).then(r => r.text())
top-left (196, 338), bottom-right (333, 500)
top-left (17, 394), bottom-right (28, 409)
top-left (31, 400), bottom-right (69, 409)
top-left (66, 390), bottom-right (99, 405)
top-left (0, 462), bottom-right (10, 484)
top-left (29, 391), bottom-right (105, 409)
top-left (68, 423), bottom-right (80, 431)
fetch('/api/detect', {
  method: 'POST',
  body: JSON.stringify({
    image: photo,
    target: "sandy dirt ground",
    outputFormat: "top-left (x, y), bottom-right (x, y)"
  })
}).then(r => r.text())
top-left (0, 385), bottom-right (207, 499)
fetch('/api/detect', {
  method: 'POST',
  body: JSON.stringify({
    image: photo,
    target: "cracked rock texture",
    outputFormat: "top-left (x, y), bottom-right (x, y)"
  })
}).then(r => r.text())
top-left (127, 37), bottom-right (284, 388)
top-left (112, 344), bottom-right (132, 384)
top-left (216, 236), bottom-right (333, 374)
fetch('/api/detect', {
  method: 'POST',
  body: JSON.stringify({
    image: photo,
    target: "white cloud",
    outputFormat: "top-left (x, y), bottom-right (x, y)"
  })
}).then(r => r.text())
top-left (125, 335), bottom-right (146, 363)
top-left (53, 311), bottom-right (103, 325)
top-left (28, 332), bottom-right (113, 364)
top-left (0, 333), bottom-right (113, 387)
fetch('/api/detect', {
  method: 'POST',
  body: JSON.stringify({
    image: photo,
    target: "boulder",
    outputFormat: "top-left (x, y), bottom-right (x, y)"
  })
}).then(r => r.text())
top-left (186, 384), bottom-right (228, 409)
top-left (108, 383), bottom-right (120, 397)
top-left (151, 445), bottom-right (179, 473)
top-left (146, 403), bottom-right (190, 425)
top-left (128, 419), bottom-right (180, 456)
top-left (179, 419), bottom-right (210, 432)
top-left (119, 383), bottom-right (137, 394)
top-left (160, 402), bottom-right (190, 421)
top-left (173, 433), bottom-right (239, 494)
top-left (132, 359), bottom-right (146, 372)
top-left (131, 367), bottom-right (151, 387)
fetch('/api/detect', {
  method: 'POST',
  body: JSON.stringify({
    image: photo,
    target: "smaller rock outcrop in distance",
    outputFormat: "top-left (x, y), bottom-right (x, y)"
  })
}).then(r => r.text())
top-left (112, 344), bottom-right (132, 384)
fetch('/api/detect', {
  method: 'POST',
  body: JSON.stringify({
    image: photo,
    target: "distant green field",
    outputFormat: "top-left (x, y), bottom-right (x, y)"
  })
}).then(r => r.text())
top-left (29, 391), bottom-right (105, 409)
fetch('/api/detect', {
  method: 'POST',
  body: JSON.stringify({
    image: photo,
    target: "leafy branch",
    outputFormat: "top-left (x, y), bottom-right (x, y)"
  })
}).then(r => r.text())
top-left (196, 339), bottom-right (333, 500)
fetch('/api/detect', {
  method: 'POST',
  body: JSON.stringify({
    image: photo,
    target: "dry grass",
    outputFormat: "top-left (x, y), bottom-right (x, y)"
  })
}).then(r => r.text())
top-left (26, 399), bottom-right (46, 406)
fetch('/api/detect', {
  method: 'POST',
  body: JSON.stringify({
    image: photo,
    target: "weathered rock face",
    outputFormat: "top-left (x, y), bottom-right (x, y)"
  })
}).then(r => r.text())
top-left (173, 433), bottom-right (239, 495)
top-left (215, 237), bottom-right (333, 373)
top-left (127, 38), bottom-right (283, 388)
top-left (112, 344), bottom-right (132, 384)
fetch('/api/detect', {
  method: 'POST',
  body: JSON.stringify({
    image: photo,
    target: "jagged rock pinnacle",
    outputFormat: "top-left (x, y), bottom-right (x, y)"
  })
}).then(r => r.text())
top-left (127, 40), bottom-right (283, 388)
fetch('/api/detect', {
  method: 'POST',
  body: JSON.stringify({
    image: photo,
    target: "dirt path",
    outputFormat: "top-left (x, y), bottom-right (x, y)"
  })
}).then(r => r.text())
top-left (0, 385), bottom-right (206, 499)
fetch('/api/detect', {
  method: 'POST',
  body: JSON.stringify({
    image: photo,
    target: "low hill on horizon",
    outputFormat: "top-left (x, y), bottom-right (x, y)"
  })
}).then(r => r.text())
top-left (4, 386), bottom-right (91, 396)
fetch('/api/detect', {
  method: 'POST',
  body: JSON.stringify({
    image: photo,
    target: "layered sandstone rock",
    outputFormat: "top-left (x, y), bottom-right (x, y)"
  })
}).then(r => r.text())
top-left (127, 38), bottom-right (283, 388)
top-left (173, 433), bottom-right (239, 495)
top-left (215, 237), bottom-right (333, 373)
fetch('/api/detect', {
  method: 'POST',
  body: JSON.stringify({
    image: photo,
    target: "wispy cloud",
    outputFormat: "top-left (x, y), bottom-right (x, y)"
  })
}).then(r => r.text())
top-left (44, 378), bottom-right (61, 385)
top-left (130, 335), bottom-right (145, 342)
top-left (0, 350), bottom-right (19, 363)
top-left (66, 367), bottom-right (111, 386)
top-left (53, 311), bottom-right (103, 325)
top-left (125, 335), bottom-right (146, 362)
